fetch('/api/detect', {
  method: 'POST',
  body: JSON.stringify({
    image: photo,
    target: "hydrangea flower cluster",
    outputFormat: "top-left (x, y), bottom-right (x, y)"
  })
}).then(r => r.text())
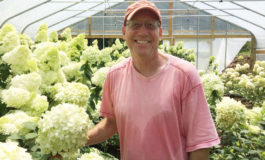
top-left (34, 23), bottom-right (48, 43)
top-left (0, 110), bottom-right (38, 136)
top-left (201, 72), bottom-right (224, 104)
top-left (1, 72), bottom-right (48, 116)
top-left (62, 62), bottom-right (83, 81)
top-left (51, 82), bottom-right (90, 107)
top-left (216, 97), bottom-right (247, 129)
top-left (36, 103), bottom-right (93, 156)
top-left (0, 141), bottom-right (32, 160)
top-left (81, 42), bottom-right (100, 65)
top-left (245, 107), bottom-right (264, 126)
top-left (78, 152), bottom-right (104, 160)
top-left (2, 45), bottom-right (37, 74)
top-left (0, 24), bottom-right (20, 55)
top-left (91, 67), bottom-right (110, 88)
top-left (235, 63), bottom-right (250, 74)
top-left (78, 148), bottom-right (104, 160)
top-left (68, 33), bottom-right (88, 61)
top-left (221, 60), bottom-right (265, 106)
top-left (98, 47), bottom-right (113, 64)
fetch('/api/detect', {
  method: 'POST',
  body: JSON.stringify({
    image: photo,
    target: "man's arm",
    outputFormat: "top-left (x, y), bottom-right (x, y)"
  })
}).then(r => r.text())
top-left (86, 117), bottom-right (117, 145)
top-left (189, 148), bottom-right (210, 160)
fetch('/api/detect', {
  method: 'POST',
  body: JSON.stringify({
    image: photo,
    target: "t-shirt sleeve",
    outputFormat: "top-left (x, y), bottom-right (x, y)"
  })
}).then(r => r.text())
top-left (181, 70), bottom-right (220, 152)
top-left (100, 71), bottom-right (115, 118)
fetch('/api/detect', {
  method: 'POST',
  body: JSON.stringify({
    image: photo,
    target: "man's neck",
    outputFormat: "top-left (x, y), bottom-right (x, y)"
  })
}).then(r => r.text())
top-left (131, 51), bottom-right (168, 77)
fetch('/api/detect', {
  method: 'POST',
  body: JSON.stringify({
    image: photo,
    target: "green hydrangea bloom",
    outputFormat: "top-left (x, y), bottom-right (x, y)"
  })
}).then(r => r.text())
top-left (245, 107), bottom-right (263, 126)
top-left (1, 87), bottom-right (31, 108)
top-left (10, 72), bottom-right (41, 92)
top-left (78, 152), bottom-right (104, 160)
top-left (216, 97), bottom-right (247, 129)
top-left (52, 82), bottom-right (90, 107)
top-left (201, 72), bottom-right (224, 103)
top-left (36, 103), bottom-right (92, 156)
top-left (67, 33), bottom-right (87, 61)
top-left (0, 110), bottom-right (39, 136)
top-left (81, 44), bottom-right (100, 65)
top-left (2, 45), bottom-right (34, 74)
top-left (20, 33), bottom-right (33, 46)
top-left (91, 67), bottom-right (110, 88)
top-left (98, 47), bottom-right (113, 63)
top-left (0, 32), bottom-right (20, 55)
top-left (22, 93), bottom-right (49, 117)
top-left (35, 23), bottom-right (48, 43)
top-left (0, 141), bottom-right (32, 160)
top-left (49, 30), bottom-right (58, 42)
top-left (62, 62), bottom-right (83, 81)
top-left (38, 47), bottom-right (60, 72)
top-left (60, 28), bottom-right (72, 41)
top-left (0, 23), bottom-right (17, 41)
top-left (39, 70), bottom-right (66, 86)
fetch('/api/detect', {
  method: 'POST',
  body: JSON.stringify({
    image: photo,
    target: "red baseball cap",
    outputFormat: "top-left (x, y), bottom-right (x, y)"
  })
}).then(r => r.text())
top-left (123, 0), bottom-right (162, 26)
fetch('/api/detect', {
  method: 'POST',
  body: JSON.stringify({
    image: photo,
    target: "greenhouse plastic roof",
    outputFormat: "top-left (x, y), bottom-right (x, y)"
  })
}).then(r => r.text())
top-left (0, 0), bottom-right (265, 50)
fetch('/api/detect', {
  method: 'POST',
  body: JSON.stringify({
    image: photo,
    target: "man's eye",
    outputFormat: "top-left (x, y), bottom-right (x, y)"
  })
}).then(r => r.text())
top-left (133, 23), bottom-right (141, 28)
top-left (147, 23), bottom-right (153, 28)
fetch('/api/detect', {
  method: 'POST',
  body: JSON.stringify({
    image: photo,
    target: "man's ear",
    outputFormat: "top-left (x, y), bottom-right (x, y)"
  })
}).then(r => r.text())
top-left (122, 25), bottom-right (126, 40)
top-left (159, 27), bottom-right (162, 40)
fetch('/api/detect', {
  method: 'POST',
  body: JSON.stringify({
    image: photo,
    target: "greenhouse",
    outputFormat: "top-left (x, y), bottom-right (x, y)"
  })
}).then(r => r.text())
top-left (0, 0), bottom-right (265, 160)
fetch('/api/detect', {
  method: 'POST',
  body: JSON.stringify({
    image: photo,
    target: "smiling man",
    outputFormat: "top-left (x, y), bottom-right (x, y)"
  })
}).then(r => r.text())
top-left (86, 0), bottom-right (220, 160)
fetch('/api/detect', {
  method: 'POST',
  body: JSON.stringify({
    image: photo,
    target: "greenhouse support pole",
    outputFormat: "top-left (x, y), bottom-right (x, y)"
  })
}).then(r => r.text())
top-left (196, 15), bottom-right (199, 69)
top-left (103, 0), bottom-right (106, 48)
top-left (250, 36), bottom-right (256, 71)
top-left (225, 23), bottom-right (228, 69)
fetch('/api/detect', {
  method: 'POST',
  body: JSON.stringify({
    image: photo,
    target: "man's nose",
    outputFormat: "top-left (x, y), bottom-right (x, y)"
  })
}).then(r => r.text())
top-left (138, 24), bottom-right (149, 35)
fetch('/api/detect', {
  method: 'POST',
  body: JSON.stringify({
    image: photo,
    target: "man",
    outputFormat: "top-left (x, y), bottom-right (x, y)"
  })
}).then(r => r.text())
top-left (86, 0), bottom-right (220, 159)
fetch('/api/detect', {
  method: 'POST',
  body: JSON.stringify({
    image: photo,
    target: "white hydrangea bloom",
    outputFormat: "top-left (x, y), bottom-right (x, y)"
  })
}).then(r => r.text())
top-left (62, 62), bottom-right (83, 81)
top-left (81, 46), bottom-right (100, 65)
top-left (10, 72), bottom-right (41, 92)
top-left (216, 97), bottom-right (247, 129)
top-left (0, 110), bottom-right (39, 135)
top-left (201, 72), bottom-right (224, 102)
top-left (91, 67), bottom-right (110, 88)
top-left (39, 69), bottom-right (66, 86)
top-left (59, 51), bottom-right (70, 66)
top-left (0, 141), bottom-right (32, 160)
top-left (1, 87), bottom-right (31, 108)
top-left (22, 94), bottom-right (49, 117)
top-left (36, 103), bottom-right (92, 156)
top-left (2, 45), bottom-right (33, 74)
top-left (245, 107), bottom-right (263, 125)
top-left (98, 47), bottom-right (112, 63)
top-left (0, 32), bottom-right (20, 55)
top-left (78, 152), bottom-right (104, 160)
top-left (52, 82), bottom-right (90, 107)
top-left (112, 39), bottom-right (123, 51)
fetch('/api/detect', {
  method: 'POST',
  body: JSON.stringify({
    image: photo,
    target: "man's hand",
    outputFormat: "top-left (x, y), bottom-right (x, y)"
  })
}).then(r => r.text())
top-left (189, 148), bottom-right (210, 160)
top-left (86, 117), bottom-right (117, 146)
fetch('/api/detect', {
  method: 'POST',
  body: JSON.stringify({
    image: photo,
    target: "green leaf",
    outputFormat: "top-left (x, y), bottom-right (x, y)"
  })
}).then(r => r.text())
top-left (31, 144), bottom-right (39, 152)
top-left (40, 154), bottom-right (50, 160)
top-left (8, 134), bottom-right (22, 140)
top-left (23, 121), bottom-right (37, 130)
top-left (25, 132), bottom-right (38, 139)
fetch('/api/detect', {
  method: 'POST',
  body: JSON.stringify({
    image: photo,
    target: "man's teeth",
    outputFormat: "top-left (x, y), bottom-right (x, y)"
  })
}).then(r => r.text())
top-left (136, 40), bottom-right (149, 44)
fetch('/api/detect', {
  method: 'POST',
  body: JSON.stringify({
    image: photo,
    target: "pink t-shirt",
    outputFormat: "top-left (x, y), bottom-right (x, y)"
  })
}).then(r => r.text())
top-left (100, 54), bottom-right (220, 160)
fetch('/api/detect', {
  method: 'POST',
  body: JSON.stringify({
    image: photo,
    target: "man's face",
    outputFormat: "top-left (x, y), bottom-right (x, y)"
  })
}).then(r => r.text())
top-left (122, 9), bottom-right (162, 57)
